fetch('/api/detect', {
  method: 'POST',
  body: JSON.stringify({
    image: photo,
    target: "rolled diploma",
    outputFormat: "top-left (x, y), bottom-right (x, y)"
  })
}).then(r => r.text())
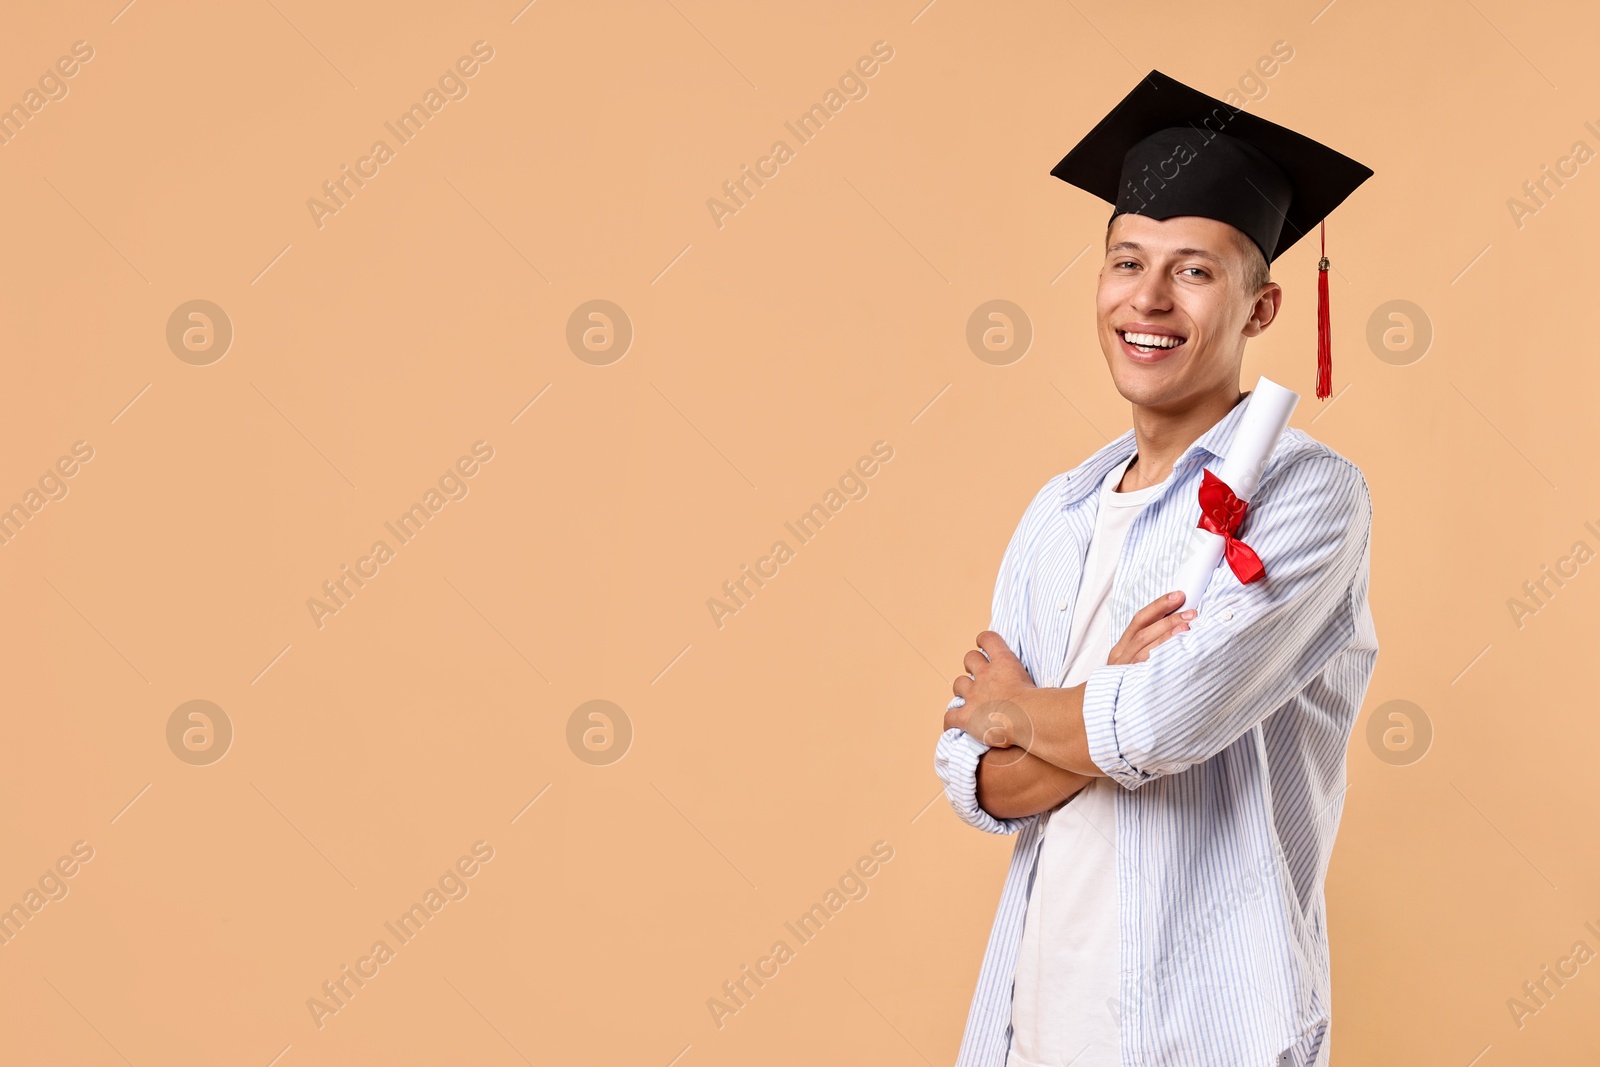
top-left (1167, 375), bottom-right (1299, 617)
top-left (947, 376), bottom-right (1299, 713)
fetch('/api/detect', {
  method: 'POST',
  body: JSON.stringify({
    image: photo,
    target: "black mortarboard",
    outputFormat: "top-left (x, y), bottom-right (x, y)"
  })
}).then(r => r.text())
top-left (1051, 70), bottom-right (1374, 399)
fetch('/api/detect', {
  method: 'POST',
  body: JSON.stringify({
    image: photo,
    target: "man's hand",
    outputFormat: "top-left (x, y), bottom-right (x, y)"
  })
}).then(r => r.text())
top-left (943, 631), bottom-right (1035, 748)
top-left (1108, 591), bottom-right (1198, 666)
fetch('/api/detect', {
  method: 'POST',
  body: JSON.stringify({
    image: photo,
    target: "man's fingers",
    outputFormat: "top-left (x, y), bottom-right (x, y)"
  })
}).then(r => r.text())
top-left (974, 630), bottom-right (1016, 663)
top-left (1108, 596), bottom-right (1197, 666)
top-left (962, 648), bottom-right (991, 677)
top-left (1131, 615), bottom-right (1193, 659)
top-left (1133, 613), bottom-right (1192, 646)
top-left (1129, 592), bottom-right (1196, 641)
top-left (1133, 591), bottom-right (1186, 626)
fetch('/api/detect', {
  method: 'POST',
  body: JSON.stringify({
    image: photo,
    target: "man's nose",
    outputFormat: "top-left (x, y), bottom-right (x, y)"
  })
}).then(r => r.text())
top-left (1129, 269), bottom-right (1174, 313)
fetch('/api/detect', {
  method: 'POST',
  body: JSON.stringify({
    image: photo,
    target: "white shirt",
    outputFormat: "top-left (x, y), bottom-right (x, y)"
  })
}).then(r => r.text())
top-left (1007, 452), bottom-right (1167, 1067)
top-left (935, 390), bottom-right (1378, 1066)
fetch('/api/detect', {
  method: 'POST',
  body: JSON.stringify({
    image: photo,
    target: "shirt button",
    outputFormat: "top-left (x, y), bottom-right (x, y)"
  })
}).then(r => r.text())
top-left (1219, 609), bottom-right (1234, 621)
top-left (1058, 598), bottom-right (1069, 612)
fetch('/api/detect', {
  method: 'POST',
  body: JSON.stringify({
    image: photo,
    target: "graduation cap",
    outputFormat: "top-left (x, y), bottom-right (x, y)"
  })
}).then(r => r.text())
top-left (1051, 70), bottom-right (1373, 399)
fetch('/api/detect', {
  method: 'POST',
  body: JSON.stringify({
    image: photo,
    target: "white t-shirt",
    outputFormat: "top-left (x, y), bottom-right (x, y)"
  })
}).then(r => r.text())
top-left (1007, 452), bottom-right (1168, 1067)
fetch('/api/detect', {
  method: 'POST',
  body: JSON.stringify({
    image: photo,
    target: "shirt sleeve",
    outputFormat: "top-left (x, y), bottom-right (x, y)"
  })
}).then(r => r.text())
top-left (1081, 451), bottom-right (1373, 790)
top-left (934, 728), bottom-right (1036, 835)
top-left (933, 476), bottom-right (1061, 833)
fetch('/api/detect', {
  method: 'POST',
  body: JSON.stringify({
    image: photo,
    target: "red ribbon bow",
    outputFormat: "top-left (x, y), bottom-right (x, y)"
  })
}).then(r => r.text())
top-left (1197, 469), bottom-right (1265, 584)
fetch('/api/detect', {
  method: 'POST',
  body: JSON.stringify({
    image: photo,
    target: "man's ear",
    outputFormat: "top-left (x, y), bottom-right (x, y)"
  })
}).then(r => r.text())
top-left (1241, 283), bottom-right (1283, 338)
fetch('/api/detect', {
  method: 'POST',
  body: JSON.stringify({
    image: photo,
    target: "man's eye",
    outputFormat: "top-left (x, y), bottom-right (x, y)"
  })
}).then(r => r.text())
top-left (1181, 267), bottom-right (1209, 277)
top-left (1114, 260), bottom-right (1139, 269)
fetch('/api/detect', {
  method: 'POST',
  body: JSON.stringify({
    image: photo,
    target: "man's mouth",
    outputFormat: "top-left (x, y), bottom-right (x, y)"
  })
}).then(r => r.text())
top-left (1117, 328), bottom-right (1188, 355)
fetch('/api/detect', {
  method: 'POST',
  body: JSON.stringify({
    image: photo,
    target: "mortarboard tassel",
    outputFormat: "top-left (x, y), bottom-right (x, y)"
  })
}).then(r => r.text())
top-left (1315, 219), bottom-right (1332, 399)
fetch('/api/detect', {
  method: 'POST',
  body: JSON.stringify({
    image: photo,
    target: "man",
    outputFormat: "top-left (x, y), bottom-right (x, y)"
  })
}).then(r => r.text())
top-left (935, 71), bottom-right (1378, 1066)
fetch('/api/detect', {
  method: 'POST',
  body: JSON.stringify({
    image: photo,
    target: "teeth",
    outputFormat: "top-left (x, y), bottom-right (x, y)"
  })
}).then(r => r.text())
top-left (1121, 331), bottom-right (1184, 348)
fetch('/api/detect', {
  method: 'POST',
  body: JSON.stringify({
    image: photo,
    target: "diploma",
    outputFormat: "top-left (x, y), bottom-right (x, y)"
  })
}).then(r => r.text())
top-left (1167, 375), bottom-right (1299, 616)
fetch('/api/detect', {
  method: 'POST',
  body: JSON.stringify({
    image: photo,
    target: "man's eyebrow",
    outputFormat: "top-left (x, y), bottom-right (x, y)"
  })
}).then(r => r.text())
top-left (1107, 241), bottom-right (1224, 263)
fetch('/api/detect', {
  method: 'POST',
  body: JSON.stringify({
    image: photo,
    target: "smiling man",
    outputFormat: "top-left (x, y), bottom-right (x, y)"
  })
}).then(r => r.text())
top-left (935, 71), bottom-right (1378, 1067)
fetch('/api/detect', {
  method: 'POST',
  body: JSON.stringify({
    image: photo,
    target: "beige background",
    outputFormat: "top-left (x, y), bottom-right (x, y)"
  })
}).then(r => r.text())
top-left (1, 0), bottom-right (1595, 1063)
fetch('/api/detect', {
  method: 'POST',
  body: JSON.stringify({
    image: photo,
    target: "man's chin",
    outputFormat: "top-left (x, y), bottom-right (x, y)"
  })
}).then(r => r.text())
top-left (1103, 360), bottom-right (1179, 403)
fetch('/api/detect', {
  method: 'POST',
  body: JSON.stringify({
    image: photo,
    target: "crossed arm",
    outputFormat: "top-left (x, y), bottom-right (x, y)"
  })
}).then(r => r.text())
top-left (938, 453), bottom-right (1373, 831)
top-left (974, 741), bottom-right (1092, 821)
top-left (948, 592), bottom-right (1198, 820)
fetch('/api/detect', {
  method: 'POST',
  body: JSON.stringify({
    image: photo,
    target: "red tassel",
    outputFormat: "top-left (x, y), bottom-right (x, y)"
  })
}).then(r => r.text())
top-left (1315, 219), bottom-right (1332, 400)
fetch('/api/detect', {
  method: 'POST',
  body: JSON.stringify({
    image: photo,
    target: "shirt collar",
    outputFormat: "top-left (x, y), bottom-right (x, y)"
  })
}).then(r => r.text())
top-left (1059, 390), bottom-right (1256, 509)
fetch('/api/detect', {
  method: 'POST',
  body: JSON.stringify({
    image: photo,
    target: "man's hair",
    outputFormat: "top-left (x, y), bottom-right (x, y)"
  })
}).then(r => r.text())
top-left (1227, 227), bottom-right (1272, 297)
top-left (1103, 216), bottom-right (1271, 297)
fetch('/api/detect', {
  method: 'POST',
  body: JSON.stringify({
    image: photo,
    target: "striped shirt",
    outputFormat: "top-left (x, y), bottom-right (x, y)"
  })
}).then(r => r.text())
top-left (935, 391), bottom-right (1378, 1067)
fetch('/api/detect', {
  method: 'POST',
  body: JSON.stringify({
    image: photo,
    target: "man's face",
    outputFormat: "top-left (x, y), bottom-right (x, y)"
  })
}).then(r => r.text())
top-left (1094, 213), bottom-right (1278, 407)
